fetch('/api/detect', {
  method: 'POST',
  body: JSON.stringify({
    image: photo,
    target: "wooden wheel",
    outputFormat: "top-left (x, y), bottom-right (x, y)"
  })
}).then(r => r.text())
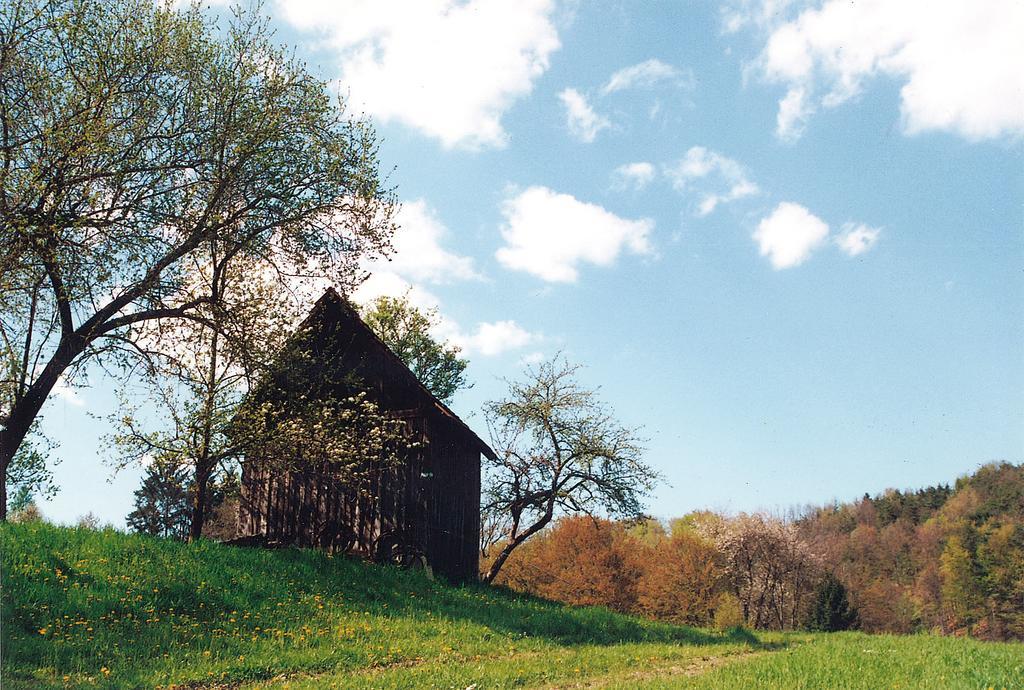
top-left (375, 532), bottom-right (427, 569)
top-left (316, 519), bottom-right (356, 554)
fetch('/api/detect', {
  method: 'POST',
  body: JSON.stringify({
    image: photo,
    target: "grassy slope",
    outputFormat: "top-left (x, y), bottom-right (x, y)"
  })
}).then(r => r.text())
top-left (2, 524), bottom-right (1021, 689)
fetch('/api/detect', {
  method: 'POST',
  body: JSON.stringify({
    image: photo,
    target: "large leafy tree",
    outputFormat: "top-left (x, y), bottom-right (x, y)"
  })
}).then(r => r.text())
top-left (940, 532), bottom-right (983, 631)
top-left (0, 0), bottom-right (396, 518)
top-left (480, 355), bottom-right (658, 583)
top-left (360, 294), bottom-right (469, 405)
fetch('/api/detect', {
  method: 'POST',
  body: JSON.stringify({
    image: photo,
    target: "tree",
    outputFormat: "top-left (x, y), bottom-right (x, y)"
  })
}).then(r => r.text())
top-left (0, 0), bottom-right (396, 519)
top-left (494, 516), bottom-right (640, 613)
top-left (713, 593), bottom-right (745, 630)
top-left (108, 260), bottom-right (303, 540)
top-left (76, 511), bottom-right (101, 530)
top-left (3, 425), bottom-right (57, 512)
top-left (855, 577), bottom-right (915, 633)
top-left (976, 520), bottom-right (1024, 640)
top-left (807, 573), bottom-right (857, 631)
top-left (702, 513), bottom-right (818, 629)
top-left (940, 533), bottom-right (982, 632)
top-left (360, 294), bottom-right (469, 405)
top-left (634, 529), bottom-right (722, 626)
top-left (126, 460), bottom-right (192, 539)
top-left (480, 355), bottom-right (657, 584)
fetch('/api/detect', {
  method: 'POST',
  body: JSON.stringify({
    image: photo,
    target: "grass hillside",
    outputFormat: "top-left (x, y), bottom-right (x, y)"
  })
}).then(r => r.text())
top-left (2, 523), bottom-right (1022, 689)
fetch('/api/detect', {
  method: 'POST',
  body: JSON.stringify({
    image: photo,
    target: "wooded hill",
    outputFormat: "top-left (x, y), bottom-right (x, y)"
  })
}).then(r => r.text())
top-left (493, 462), bottom-right (1024, 641)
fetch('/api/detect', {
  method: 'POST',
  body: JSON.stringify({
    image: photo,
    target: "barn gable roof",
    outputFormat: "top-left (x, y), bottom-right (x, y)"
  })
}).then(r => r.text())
top-left (297, 288), bottom-right (496, 460)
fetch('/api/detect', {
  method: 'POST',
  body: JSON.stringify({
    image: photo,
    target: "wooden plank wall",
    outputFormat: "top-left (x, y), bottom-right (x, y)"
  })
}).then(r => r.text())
top-left (237, 415), bottom-right (482, 582)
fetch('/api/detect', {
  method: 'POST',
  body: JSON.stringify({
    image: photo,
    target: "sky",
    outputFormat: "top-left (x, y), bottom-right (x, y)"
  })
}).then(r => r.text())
top-left (37, 0), bottom-right (1024, 526)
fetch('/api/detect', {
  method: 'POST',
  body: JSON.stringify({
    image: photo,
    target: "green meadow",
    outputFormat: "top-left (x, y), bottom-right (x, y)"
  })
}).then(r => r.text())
top-left (2, 523), bottom-right (1021, 689)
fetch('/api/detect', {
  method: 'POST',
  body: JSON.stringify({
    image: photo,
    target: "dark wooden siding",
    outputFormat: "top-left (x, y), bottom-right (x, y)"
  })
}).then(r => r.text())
top-left (238, 420), bottom-right (481, 581)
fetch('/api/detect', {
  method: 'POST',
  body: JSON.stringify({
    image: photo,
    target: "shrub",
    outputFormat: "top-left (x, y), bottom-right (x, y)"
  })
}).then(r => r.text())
top-left (713, 592), bottom-right (745, 630)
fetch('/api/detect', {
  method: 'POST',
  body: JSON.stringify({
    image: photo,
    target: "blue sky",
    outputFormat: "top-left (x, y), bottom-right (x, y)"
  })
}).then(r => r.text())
top-left (38, 0), bottom-right (1023, 525)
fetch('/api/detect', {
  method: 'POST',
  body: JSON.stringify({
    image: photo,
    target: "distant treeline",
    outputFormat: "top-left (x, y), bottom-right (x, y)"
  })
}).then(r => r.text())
top-left (490, 462), bottom-right (1023, 641)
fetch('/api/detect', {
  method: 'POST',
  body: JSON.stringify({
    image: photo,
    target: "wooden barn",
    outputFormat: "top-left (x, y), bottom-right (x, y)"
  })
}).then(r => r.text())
top-left (235, 288), bottom-right (493, 583)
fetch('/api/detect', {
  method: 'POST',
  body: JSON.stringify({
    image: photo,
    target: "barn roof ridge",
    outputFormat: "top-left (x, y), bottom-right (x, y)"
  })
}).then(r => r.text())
top-left (305, 287), bottom-right (496, 460)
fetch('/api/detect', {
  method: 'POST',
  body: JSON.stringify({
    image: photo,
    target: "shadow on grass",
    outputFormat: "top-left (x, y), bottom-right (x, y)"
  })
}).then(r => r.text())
top-left (3, 523), bottom-right (778, 669)
top-left (212, 536), bottom-right (774, 650)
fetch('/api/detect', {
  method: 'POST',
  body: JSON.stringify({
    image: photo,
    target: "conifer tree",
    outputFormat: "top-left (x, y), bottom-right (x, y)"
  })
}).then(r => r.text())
top-left (808, 573), bottom-right (858, 632)
top-left (126, 462), bottom-right (192, 540)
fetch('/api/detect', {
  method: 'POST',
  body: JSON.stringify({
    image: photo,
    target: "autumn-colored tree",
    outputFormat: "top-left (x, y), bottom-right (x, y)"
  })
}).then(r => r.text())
top-left (493, 464), bottom-right (1023, 639)
top-left (496, 516), bottom-right (639, 613)
top-left (857, 578), bottom-right (916, 633)
top-left (976, 520), bottom-right (1024, 639)
top-left (940, 533), bottom-right (983, 632)
top-left (633, 529), bottom-right (721, 626)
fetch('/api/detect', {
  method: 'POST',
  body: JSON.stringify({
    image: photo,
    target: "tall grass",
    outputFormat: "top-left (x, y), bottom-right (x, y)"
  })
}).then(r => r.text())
top-left (4, 523), bottom-right (1020, 689)
top-left (1, 522), bottom-right (750, 688)
top-left (650, 632), bottom-right (1024, 690)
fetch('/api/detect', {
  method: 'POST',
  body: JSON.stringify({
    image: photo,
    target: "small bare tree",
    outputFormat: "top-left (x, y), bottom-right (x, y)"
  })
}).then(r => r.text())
top-left (480, 355), bottom-right (658, 584)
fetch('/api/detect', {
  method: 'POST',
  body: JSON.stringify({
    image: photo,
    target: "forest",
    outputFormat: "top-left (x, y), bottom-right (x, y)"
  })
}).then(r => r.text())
top-left (490, 462), bottom-right (1024, 641)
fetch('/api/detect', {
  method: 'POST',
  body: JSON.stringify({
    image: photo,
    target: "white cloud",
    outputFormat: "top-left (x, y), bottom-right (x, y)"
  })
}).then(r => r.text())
top-left (352, 270), bottom-right (444, 312)
top-left (665, 146), bottom-right (760, 215)
top-left (453, 320), bottom-right (535, 357)
top-left (611, 162), bottom-right (656, 191)
top-left (367, 200), bottom-right (482, 284)
top-left (835, 222), bottom-right (881, 257)
top-left (753, 0), bottom-right (1024, 141)
top-left (753, 202), bottom-right (829, 269)
top-left (602, 59), bottom-right (691, 94)
top-left (353, 272), bottom-right (537, 358)
top-left (351, 201), bottom-right (537, 358)
top-left (775, 86), bottom-right (812, 142)
top-left (278, 0), bottom-right (561, 149)
top-left (496, 186), bottom-right (654, 282)
top-left (721, 0), bottom-right (798, 34)
top-left (558, 88), bottom-right (611, 143)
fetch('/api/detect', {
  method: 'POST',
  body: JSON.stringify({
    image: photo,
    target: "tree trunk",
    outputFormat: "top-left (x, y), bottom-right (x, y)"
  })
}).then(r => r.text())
top-left (189, 467), bottom-right (210, 542)
top-left (188, 295), bottom-right (224, 543)
top-left (481, 509), bottom-right (553, 584)
top-left (0, 336), bottom-right (85, 521)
